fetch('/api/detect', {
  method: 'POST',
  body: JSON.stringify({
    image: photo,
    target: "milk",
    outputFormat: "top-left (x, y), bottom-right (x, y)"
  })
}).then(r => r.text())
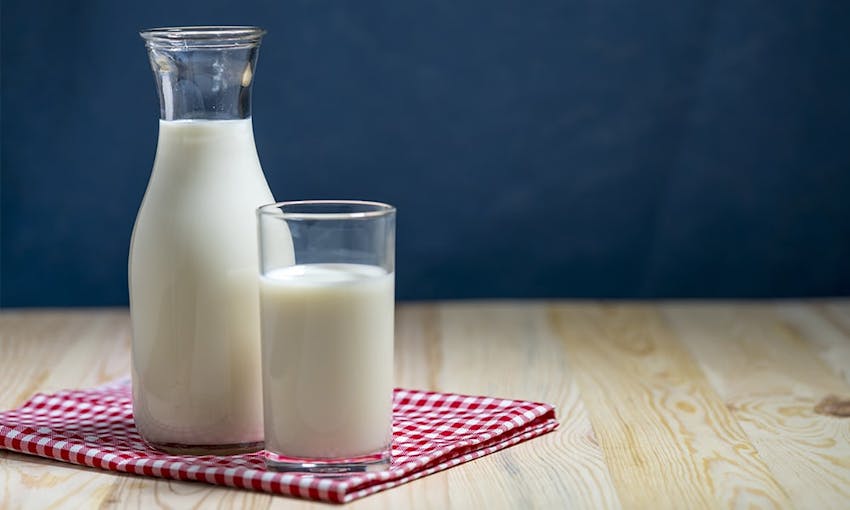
top-left (130, 119), bottom-right (290, 450)
top-left (260, 263), bottom-right (395, 459)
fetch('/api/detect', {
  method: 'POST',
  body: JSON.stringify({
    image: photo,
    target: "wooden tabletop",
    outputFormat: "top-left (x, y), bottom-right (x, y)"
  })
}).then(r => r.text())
top-left (1, 301), bottom-right (850, 509)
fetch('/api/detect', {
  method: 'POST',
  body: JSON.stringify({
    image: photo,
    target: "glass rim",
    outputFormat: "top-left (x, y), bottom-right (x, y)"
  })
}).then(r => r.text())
top-left (257, 200), bottom-right (396, 220)
top-left (140, 26), bottom-right (266, 48)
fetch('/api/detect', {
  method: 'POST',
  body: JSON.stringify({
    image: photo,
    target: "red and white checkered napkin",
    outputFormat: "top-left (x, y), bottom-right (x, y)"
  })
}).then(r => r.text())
top-left (0, 380), bottom-right (558, 503)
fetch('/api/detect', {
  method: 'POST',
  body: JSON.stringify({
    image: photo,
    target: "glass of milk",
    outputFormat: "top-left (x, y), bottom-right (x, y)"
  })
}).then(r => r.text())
top-left (257, 200), bottom-right (396, 474)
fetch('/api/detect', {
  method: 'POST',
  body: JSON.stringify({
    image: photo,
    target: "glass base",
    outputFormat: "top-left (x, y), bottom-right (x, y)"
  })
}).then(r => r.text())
top-left (265, 450), bottom-right (391, 475)
top-left (147, 440), bottom-right (264, 456)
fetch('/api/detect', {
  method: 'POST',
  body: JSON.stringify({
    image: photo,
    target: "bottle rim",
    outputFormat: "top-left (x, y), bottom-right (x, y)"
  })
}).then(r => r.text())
top-left (140, 26), bottom-right (266, 48)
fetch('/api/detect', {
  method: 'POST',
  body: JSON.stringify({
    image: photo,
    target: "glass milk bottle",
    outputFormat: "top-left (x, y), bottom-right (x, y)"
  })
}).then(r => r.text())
top-left (130, 27), bottom-right (288, 454)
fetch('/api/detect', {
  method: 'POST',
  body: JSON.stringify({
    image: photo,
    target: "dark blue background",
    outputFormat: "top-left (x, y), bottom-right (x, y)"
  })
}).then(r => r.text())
top-left (2, 1), bottom-right (850, 306)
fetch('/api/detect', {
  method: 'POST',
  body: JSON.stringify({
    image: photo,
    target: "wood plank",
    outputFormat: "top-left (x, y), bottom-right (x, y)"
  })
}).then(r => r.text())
top-left (0, 310), bottom-right (130, 408)
top-left (550, 303), bottom-right (790, 510)
top-left (101, 476), bottom-right (281, 510)
top-left (662, 303), bottom-right (850, 510)
top-left (821, 300), bottom-right (850, 337)
top-left (772, 302), bottom-right (850, 385)
top-left (1, 452), bottom-right (118, 510)
top-left (0, 310), bottom-right (131, 510)
top-left (437, 302), bottom-right (621, 510)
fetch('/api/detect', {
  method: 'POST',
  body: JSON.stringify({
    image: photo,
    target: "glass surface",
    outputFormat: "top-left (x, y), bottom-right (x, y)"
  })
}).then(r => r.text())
top-left (257, 201), bottom-right (396, 474)
top-left (140, 26), bottom-right (265, 120)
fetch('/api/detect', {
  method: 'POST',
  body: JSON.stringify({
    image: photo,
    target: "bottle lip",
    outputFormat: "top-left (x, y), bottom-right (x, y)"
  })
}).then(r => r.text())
top-left (140, 26), bottom-right (266, 48)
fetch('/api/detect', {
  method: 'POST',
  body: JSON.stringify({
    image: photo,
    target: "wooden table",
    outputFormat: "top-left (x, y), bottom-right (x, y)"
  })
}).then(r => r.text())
top-left (2, 302), bottom-right (850, 509)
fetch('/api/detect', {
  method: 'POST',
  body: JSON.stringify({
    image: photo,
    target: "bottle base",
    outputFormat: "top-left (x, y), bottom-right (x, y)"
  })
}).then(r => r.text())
top-left (265, 450), bottom-right (391, 475)
top-left (146, 440), bottom-right (264, 456)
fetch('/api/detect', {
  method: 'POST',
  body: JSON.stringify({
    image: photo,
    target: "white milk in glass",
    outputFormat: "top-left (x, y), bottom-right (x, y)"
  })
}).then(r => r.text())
top-left (130, 119), bottom-right (291, 450)
top-left (260, 263), bottom-right (394, 459)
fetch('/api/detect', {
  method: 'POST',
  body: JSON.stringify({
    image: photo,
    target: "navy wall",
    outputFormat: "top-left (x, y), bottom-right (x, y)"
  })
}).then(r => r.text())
top-left (2, 0), bottom-right (850, 306)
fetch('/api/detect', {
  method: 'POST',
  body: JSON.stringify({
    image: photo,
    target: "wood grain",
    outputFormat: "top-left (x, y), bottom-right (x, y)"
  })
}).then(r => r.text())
top-left (662, 302), bottom-right (850, 510)
top-left (2, 302), bottom-right (850, 509)
top-left (0, 311), bottom-right (130, 510)
top-left (549, 304), bottom-right (790, 510)
top-left (773, 303), bottom-right (850, 386)
top-left (0, 310), bottom-right (130, 409)
top-left (435, 302), bottom-right (621, 510)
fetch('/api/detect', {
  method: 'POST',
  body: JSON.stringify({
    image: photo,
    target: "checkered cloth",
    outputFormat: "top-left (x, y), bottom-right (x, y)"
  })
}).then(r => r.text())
top-left (0, 380), bottom-right (558, 503)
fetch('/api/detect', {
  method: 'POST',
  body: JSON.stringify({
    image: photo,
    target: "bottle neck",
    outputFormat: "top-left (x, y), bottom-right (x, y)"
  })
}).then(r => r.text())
top-left (142, 27), bottom-right (264, 121)
top-left (147, 46), bottom-right (258, 121)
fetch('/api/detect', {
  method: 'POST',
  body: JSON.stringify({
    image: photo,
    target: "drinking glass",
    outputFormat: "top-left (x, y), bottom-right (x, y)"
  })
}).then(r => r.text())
top-left (257, 200), bottom-right (396, 474)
